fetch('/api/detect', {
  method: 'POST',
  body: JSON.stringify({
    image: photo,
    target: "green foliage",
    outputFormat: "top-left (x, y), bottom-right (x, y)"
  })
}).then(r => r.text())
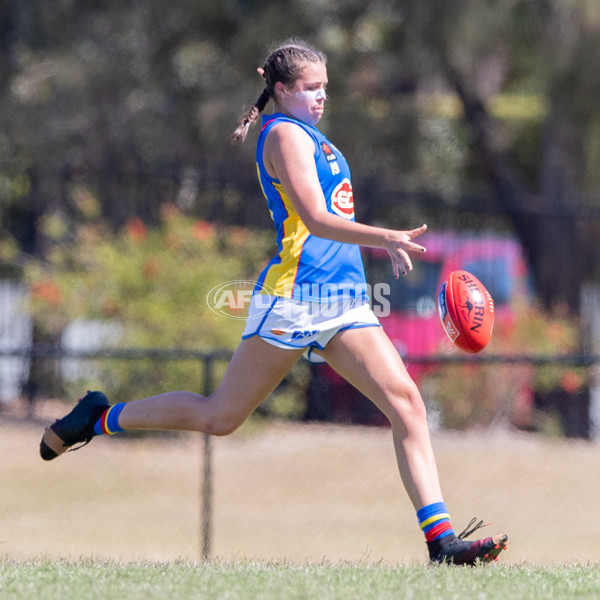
top-left (2, 0), bottom-right (600, 312)
top-left (26, 206), bottom-right (271, 347)
top-left (23, 206), bottom-right (272, 399)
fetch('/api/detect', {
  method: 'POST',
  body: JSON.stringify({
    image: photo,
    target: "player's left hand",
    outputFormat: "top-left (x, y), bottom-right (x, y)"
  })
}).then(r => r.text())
top-left (384, 224), bottom-right (427, 279)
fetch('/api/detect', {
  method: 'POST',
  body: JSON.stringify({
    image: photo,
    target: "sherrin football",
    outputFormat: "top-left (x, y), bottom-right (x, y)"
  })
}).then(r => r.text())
top-left (438, 270), bottom-right (495, 353)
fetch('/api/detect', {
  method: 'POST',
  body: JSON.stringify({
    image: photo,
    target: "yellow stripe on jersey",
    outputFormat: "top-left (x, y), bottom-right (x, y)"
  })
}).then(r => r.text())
top-left (261, 181), bottom-right (310, 297)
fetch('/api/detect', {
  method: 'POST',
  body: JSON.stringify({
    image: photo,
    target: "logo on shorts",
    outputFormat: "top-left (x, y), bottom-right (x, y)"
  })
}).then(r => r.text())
top-left (291, 330), bottom-right (319, 340)
top-left (331, 178), bottom-right (354, 219)
top-left (206, 280), bottom-right (274, 320)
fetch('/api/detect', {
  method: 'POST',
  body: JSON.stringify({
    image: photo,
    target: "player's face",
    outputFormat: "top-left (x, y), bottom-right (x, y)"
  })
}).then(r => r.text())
top-left (278, 61), bottom-right (328, 125)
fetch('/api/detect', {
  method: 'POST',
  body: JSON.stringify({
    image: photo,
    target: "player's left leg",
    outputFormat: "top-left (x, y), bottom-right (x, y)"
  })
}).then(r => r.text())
top-left (316, 325), bottom-right (508, 564)
top-left (317, 325), bottom-right (443, 509)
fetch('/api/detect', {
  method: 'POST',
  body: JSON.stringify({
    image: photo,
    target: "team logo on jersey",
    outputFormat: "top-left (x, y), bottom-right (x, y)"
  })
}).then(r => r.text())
top-left (331, 178), bottom-right (354, 219)
top-left (321, 142), bottom-right (337, 162)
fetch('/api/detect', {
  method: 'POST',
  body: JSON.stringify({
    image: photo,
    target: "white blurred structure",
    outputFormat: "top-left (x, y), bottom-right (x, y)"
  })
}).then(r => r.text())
top-left (0, 281), bottom-right (32, 403)
top-left (0, 281), bottom-right (120, 405)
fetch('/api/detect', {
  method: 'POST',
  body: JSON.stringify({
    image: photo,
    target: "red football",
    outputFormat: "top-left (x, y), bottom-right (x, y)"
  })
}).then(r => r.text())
top-left (438, 270), bottom-right (495, 353)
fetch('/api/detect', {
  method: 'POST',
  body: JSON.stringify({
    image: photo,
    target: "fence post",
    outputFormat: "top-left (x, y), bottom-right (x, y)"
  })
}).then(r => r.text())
top-left (200, 354), bottom-right (214, 560)
top-left (582, 283), bottom-right (600, 441)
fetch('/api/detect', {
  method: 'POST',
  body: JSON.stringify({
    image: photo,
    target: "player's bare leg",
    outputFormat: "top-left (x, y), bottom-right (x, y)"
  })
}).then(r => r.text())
top-left (317, 325), bottom-right (508, 564)
top-left (317, 325), bottom-right (443, 509)
top-left (40, 337), bottom-right (303, 459)
top-left (118, 337), bottom-right (303, 434)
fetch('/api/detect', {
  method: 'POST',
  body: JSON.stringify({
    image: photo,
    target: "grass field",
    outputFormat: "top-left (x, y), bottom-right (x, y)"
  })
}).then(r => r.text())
top-left (1, 560), bottom-right (600, 600)
top-left (1, 404), bottom-right (600, 598)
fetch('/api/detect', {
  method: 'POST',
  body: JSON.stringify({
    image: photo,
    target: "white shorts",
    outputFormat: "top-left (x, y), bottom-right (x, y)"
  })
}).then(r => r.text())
top-left (241, 294), bottom-right (380, 363)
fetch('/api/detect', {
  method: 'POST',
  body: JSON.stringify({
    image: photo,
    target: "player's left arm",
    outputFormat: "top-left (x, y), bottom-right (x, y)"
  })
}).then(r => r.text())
top-left (264, 122), bottom-right (426, 277)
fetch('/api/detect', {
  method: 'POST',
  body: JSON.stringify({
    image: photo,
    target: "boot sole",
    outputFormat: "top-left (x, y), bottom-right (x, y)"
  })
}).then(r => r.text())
top-left (40, 426), bottom-right (67, 461)
top-left (479, 534), bottom-right (509, 563)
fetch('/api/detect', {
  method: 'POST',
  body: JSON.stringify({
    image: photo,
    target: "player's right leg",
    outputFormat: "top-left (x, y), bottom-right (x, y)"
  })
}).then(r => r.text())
top-left (315, 325), bottom-right (508, 565)
top-left (40, 336), bottom-right (303, 460)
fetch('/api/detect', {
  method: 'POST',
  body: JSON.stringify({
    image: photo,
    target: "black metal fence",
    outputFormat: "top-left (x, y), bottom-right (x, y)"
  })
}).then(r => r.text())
top-left (2, 345), bottom-right (599, 559)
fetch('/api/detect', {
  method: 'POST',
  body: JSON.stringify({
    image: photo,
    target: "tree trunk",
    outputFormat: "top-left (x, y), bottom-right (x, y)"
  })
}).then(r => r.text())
top-left (443, 57), bottom-right (584, 316)
top-left (20, 168), bottom-right (65, 415)
top-left (536, 106), bottom-right (583, 313)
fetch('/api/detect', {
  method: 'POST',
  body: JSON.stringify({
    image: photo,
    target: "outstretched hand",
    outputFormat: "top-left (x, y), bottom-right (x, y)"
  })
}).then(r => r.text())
top-left (384, 224), bottom-right (428, 279)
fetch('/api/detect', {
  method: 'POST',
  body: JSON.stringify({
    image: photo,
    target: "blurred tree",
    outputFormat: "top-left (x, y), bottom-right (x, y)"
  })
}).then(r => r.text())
top-left (0, 0), bottom-right (599, 321)
top-left (23, 206), bottom-right (272, 400)
top-left (397, 0), bottom-right (600, 315)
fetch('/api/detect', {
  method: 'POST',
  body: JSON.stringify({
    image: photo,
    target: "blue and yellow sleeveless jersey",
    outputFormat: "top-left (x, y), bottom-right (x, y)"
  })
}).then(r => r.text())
top-left (254, 113), bottom-right (368, 303)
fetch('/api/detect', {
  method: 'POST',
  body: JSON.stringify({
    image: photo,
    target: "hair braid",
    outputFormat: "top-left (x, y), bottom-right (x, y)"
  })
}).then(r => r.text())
top-left (230, 38), bottom-right (326, 144)
top-left (231, 87), bottom-right (271, 144)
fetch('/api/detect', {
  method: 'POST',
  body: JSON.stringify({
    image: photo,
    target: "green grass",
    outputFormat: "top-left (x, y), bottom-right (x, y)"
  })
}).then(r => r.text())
top-left (1, 560), bottom-right (599, 600)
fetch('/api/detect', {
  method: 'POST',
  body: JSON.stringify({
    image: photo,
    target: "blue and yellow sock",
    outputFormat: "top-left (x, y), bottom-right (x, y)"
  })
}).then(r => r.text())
top-left (93, 403), bottom-right (126, 436)
top-left (417, 501), bottom-right (456, 542)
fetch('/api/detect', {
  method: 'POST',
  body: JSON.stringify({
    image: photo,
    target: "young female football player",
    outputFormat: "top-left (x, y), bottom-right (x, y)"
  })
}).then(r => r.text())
top-left (40, 39), bottom-right (507, 565)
